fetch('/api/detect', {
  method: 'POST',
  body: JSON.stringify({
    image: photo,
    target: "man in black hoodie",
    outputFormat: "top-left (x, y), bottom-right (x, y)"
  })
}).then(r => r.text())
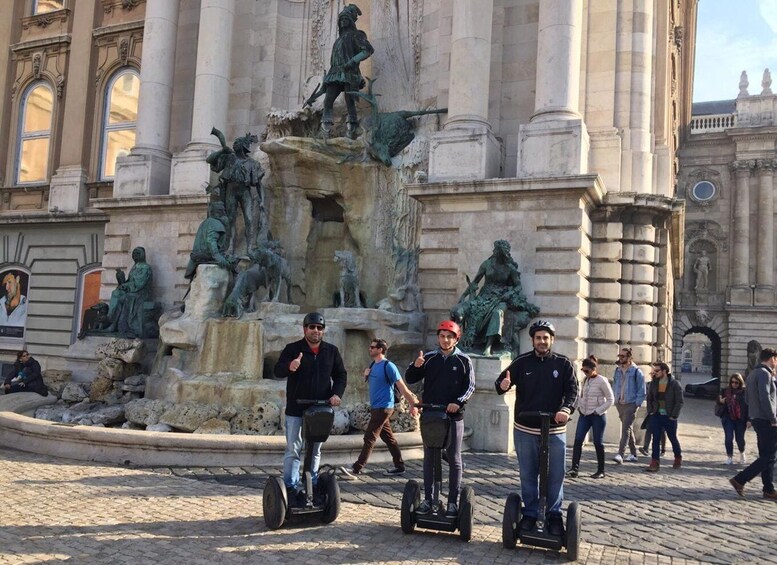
top-left (496, 320), bottom-right (577, 537)
top-left (274, 312), bottom-right (347, 498)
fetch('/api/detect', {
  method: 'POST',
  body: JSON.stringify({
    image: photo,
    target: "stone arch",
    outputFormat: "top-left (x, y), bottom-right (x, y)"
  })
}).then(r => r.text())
top-left (680, 326), bottom-right (722, 380)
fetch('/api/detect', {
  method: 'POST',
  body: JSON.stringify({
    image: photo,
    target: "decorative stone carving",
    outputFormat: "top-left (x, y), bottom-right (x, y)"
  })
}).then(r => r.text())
top-left (693, 309), bottom-right (711, 326)
top-left (738, 70), bottom-right (749, 98)
top-left (333, 250), bottom-right (364, 307)
top-left (747, 340), bottom-right (762, 375)
top-left (693, 250), bottom-right (710, 291)
top-left (32, 53), bottom-right (42, 78)
top-left (762, 68), bottom-right (772, 95)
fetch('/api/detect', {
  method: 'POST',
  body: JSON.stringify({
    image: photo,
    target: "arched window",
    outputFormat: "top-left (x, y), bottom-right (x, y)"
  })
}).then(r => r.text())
top-left (74, 266), bottom-right (104, 339)
top-left (16, 82), bottom-right (53, 185)
top-left (33, 0), bottom-right (64, 15)
top-left (100, 69), bottom-right (139, 179)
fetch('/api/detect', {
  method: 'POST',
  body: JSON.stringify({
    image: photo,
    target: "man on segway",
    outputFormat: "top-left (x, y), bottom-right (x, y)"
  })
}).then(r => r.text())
top-left (274, 312), bottom-right (347, 505)
top-left (496, 320), bottom-right (578, 536)
top-left (405, 320), bottom-right (475, 517)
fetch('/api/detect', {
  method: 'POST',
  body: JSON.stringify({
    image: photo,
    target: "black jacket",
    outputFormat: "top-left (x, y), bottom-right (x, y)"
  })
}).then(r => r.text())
top-left (274, 339), bottom-right (347, 417)
top-left (4, 357), bottom-right (48, 396)
top-left (495, 349), bottom-right (578, 434)
top-left (404, 347), bottom-right (475, 422)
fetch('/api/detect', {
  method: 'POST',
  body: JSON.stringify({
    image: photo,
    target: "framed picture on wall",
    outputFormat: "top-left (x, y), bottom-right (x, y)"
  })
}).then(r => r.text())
top-left (0, 268), bottom-right (29, 343)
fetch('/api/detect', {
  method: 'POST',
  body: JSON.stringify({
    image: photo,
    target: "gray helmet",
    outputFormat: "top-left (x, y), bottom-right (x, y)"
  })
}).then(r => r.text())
top-left (303, 312), bottom-right (325, 328)
top-left (529, 319), bottom-right (556, 337)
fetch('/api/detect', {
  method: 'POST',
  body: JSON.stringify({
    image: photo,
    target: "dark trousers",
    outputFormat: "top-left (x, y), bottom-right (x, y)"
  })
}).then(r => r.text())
top-left (352, 408), bottom-right (403, 472)
top-left (721, 416), bottom-right (747, 456)
top-left (650, 414), bottom-right (681, 460)
top-left (734, 419), bottom-right (777, 493)
top-left (423, 419), bottom-right (464, 505)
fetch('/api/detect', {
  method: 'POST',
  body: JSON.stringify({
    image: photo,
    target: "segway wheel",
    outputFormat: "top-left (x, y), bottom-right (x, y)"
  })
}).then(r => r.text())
top-left (458, 486), bottom-right (475, 542)
top-left (320, 473), bottom-right (341, 524)
top-left (565, 501), bottom-right (581, 561)
top-left (502, 493), bottom-right (521, 549)
top-left (262, 476), bottom-right (288, 530)
top-left (401, 480), bottom-right (420, 534)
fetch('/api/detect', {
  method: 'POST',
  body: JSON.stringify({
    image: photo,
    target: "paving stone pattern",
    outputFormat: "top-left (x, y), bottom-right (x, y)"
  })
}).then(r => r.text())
top-left (1, 397), bottom-right (775, 564)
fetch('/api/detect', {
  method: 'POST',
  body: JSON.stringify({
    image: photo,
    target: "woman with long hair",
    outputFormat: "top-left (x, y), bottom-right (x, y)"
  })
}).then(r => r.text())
top-left (567, 355), bottom-right (614, 479)
top-left (717, 373), bottom-right (748, 465)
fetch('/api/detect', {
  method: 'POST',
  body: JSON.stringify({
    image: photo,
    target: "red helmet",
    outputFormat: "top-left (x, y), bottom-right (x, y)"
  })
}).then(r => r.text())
top-left (437, 320), bottom-right (461, 338)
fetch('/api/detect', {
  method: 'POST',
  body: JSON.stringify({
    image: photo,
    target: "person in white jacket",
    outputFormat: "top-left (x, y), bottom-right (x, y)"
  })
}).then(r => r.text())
top-left (566, 355), bottom-right (614, 479)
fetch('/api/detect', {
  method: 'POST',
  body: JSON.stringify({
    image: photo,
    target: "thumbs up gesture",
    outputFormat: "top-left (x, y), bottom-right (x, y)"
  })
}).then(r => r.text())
top-left (413, 350), bottom-right (425, 368)
top-left (289, 352), bottom-right (303, 372)
top-left (499, 370), bottom-right (512, 391)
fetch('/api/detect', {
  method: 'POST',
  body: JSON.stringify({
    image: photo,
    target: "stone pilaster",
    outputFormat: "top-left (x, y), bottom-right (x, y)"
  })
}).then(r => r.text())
top-left (517, 0), bottom-right (589, 177)
top-left (169, 0), bottom-right (235, 195)
top-left (428, 0), bottom-right (502, 182)
top-left (465, 355), bottom-right (514, 453)
top-left (114, 0), bottom-right (179, 198)
top-left (729, 160), bottom-right (753, 305)
top-left (755, 159), bottom-right (775, 304)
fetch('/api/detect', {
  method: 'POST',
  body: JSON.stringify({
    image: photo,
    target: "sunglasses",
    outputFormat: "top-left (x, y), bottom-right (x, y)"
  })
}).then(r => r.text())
top-left (368, 345), bottom-right (380, 349)
top-left (306, 324), bottom-right (324, 331)
top-left (581, 368), bottom-right (593, 373)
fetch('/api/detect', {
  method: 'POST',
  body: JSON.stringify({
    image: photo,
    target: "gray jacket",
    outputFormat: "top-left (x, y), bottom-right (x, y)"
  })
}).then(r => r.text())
top-left (646, 374), bottom-right (684, 419)
top-left (745, 364), bottom-right (777, 424)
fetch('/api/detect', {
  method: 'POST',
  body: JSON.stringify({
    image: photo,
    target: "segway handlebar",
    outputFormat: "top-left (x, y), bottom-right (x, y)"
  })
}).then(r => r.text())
top-left (297, 399), bottom-right (332, 406)
top-left (414, 403), bottom-right (449, 411)
top-left (518, 411), bottom-right (557, 419)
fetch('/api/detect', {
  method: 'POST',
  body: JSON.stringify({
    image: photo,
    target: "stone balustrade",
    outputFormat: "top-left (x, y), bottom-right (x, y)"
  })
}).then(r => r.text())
top-left (690, 113), bottom-right (737, 134)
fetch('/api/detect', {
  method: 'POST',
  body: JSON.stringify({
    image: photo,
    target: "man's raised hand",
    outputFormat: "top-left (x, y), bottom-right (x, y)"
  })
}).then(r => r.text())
top-left (413, 350), bottom-right (425, 368)
top-left (499, 370), bottom-right (512, 391)
top-left (289, 352), bottom-right (303, 372)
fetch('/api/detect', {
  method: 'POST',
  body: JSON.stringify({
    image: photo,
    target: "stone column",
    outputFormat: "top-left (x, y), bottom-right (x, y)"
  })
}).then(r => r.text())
top-left (169, 0), bottom-right (235, 195)
top-left (114, 0), bottom-right (179, 198)
top-left (755, 159), bottom-right (775, 304)
top-left (48, 1), bottom-right (97, 212)
top-left (729, 160), bottom-right (753, 304)
top-left (428, 0), bottom-right (502, 182)
top-left (517, 0), bottom-right (589, 177)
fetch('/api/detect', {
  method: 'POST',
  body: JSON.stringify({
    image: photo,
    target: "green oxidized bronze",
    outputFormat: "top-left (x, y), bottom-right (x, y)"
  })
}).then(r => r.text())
top-left (451, 240), bottom-right (539, 356)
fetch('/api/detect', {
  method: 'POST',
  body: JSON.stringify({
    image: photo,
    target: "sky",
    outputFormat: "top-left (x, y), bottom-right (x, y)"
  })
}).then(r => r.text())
top-left (693, 0), bottom-right (777, 102)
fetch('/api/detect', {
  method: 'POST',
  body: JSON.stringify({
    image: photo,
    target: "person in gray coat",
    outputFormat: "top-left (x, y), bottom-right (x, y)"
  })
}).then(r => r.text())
top-left (729, 347), bottom-right (777, 500)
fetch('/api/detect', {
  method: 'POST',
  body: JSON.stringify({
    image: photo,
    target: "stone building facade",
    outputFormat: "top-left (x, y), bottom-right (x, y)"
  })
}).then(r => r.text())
top-left (675, 69), bottom-right (777, 379)
top-left (0, 0), bottom-right (697, 378)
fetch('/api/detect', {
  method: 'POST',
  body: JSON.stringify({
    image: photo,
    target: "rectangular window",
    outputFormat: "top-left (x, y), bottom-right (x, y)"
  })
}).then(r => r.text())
top-left (33, 0), bottom-right (64, 14)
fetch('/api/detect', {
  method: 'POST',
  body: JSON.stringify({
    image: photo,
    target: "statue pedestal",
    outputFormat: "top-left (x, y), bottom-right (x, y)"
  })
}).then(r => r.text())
top-left (466, 354), bottom-right (514, 453)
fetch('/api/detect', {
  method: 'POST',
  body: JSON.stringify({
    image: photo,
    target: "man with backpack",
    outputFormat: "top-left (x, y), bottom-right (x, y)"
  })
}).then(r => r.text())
top-left (340, 338), bottom-right (418, 479)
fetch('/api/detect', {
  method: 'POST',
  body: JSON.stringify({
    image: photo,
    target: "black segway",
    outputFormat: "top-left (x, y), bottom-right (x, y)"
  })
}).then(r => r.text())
top-left (502, 411), bottom-right (581, 561)
top-left (400, 403), bottom-right (474, 542)
top-left (263, 399), bottom-right (340, 529)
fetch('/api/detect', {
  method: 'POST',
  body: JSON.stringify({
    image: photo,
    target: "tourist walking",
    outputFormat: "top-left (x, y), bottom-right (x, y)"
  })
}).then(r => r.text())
top-left (716, 373), bottom-right (748, 465)
top-left (567, 355), bottom-right (614, 479)
top-left (643, 361), bottom-right (684, 472)
top-left (612, 347), bottom-right (646, 464)
top-left (729, 348), bottom-right (777, 500)
top-left (340, 338), bottom-right (418, 479)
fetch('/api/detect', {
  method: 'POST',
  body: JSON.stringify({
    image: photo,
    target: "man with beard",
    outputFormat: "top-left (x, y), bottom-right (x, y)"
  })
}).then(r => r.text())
top-left (0, 272), bottom-right (27, 326)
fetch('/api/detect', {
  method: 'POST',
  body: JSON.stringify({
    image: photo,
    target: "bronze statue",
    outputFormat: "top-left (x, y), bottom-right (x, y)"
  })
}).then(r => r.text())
top-left (185, 201), bottom-right (238, 280)
top-left (222, 264), bottom-right (272, 318)
top-left (249, 239), bottom-right (292, 303)
top-left (104, 247), bottom-right (158, 338)
top-left (451, 240), bottom-right (539, 356)
top-left (206, 128), bottom-right (264, 253)
top-left (310, 4), bottom-right (374, 139)
top-left (333, 250), bottom-right (364, 308)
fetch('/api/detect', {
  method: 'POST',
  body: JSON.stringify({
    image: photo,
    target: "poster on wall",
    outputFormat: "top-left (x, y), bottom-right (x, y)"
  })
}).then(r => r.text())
top-left (0, 268), bottom-right (29, 342)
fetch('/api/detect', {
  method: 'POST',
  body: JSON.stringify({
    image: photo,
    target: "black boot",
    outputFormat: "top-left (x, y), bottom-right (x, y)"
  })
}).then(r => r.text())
top-left (591, 444), bottom-right (606, 479)
top-left (567, 442), bottom-right (582, 478)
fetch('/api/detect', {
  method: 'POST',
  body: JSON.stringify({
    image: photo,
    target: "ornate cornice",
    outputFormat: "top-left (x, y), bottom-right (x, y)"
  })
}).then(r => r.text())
top-left (102, 0), bottom-right (144, 14)
top-left (729, 160), bottom-right (755, 174)
top-left (21, 9), bottom-right (70, 31)
top-left (755, 158), bottom-right (777, 172)
top-left (11, 35), bottom-right (71, 54)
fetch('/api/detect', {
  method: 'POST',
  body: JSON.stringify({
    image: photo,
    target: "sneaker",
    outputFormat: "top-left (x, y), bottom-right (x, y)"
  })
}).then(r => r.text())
top-left (339, 466), bottom-right (360, 480)
top-left (546, 514), bottom-right (564, 537)
top-left (445, 502), bottom-right (458, 517)
top-left (726, 456), bottom-right (733, 465)
top-left (384, 466), bottom-right (406, 476)
top-left (565, 468), bottom-right (579, 478)
top-left (625, 454), bottom-right (638, 462)
top-left (612, 454), bottom-right (623, 464)
top-left (638, 447), bottom-right (649, 457)
top-left (590, 470), bottom-right (606, 479)
top-left (416, 500), bottom-right (432, 514)
top-left (518, 516), bottom-right (536, 532)
top-left (739, 452), bottom-right (746, 465)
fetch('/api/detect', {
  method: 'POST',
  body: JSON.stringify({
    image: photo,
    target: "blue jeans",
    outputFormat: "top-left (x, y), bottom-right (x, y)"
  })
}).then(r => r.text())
top-left (574, 413), bottom-right (606, 447)
top-left (650, 414), bottom-right (681, 460)
top-left (721, 415), bottom-right (747, 457)
top-left (283, 415), bottom-right (322, 490)
top-left (515, 429), bottom-right (566, 518)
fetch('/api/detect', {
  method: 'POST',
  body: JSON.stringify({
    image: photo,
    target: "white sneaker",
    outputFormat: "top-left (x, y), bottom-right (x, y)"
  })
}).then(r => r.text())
top-left (739, 453), bottom-right (746, 465)
top-left (612, 454), bottom-right (623, 464)
top-left (625, 454), bottom-right (638, 462)
top-left (726, 456), bottom-right (733, 465)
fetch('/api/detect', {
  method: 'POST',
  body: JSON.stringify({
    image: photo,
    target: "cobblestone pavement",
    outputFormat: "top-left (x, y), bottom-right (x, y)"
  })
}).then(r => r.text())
top-left (2, 398), bottom-right (775, 564)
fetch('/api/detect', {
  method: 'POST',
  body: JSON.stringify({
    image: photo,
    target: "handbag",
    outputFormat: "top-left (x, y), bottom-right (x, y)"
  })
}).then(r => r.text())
top-left (640, 413), bottom-right (652, 430)
top-left (714, 402), bottom-right (727, 418)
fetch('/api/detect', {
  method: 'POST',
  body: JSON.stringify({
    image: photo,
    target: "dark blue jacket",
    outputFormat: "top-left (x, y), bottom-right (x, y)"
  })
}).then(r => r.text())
top-left (404, 347), bottom-right (475, 422)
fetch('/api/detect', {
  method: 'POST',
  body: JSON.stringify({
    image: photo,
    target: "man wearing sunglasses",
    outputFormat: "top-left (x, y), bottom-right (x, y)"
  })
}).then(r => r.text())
top-left (274, 312), bottom-right (347, 502)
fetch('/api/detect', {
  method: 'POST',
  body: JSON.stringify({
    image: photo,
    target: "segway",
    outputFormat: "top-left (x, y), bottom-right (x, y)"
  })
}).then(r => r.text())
top-left (502, 411), bottom-right (581, 561)
top-left (263, 399), bottom-right (340, 529)
top-left (400, 403), bottom-right (474, 542)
